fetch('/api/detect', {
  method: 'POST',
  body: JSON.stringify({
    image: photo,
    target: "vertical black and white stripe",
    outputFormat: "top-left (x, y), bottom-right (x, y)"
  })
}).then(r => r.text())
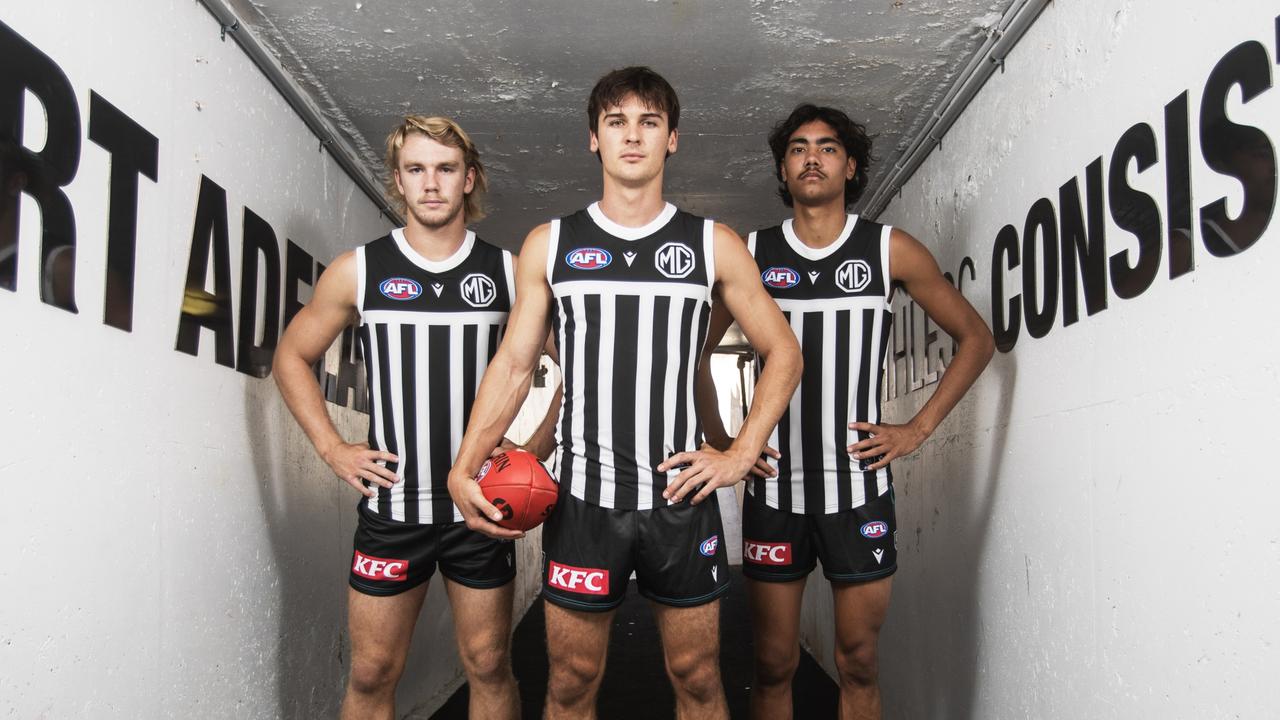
top-left (355, 229), bottom-right (513, 524)
top-left (548, 203), bottom-right (714, 510)
top-left (750, 215), bottom-right (894, 513)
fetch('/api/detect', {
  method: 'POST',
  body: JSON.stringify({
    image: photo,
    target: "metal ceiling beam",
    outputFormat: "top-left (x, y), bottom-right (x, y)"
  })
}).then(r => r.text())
top-left (194, 0), bottom-right (403, 225)
top-left (860, 0), bottom-right (1053, 220)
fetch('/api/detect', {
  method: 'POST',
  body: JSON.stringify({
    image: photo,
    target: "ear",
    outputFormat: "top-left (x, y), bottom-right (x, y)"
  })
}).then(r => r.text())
top-left (393, 167), bottom-right (405, 197)
top-left (845, 155), bottom-right (857, 180)
top-left (464, 165), bottom-right (476, 195)
top-left (666, 128), bottom-right (679, 156)
top-left (589, 129), bottom-right (600, 154)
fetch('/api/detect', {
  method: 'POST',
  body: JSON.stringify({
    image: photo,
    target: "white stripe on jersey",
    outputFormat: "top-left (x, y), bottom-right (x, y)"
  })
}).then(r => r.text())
top-left (566, 293), bottom-right (589, 501)
top-left (386, 327), bottom-right (408, 522)
top-left (773, 296), bottom-right (888, 313)
top-left (633, 294), bottom-right (656, 510)
top-left (551, 280), bottom-right (709, 302)
top-left (355, 246), bottom-right (367, 314)
top-left (362, 309), bottom-right (508, 326)
top-left (413, 326), bottom-right (433, 524)
top-left (596, 297), bottom-right (617, 508)
top-left (661, 296), bottom-right (685, 464)
top-left (821, 309), bottom-right (838, 506)
top-left (448, 323), bottom-right (467, 523)
top-left (785, 313), bottom-right (806, 512)
top-left (367, 323), bottom-right (388, 516)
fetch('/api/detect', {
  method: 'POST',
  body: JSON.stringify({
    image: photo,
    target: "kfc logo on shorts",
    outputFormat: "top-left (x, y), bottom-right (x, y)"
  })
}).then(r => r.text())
top-left (860, 521), bottom-right (889, 539)
top-left (743, 540), bottom-right (792, 566)
top-left (547, 560), bottom-right (610, 595)
top-left (761, 266), bottom-right (800, 289)
top-left (352, 551), bottom-right (409, 582)
top-left (379, 277), bottom-right (422, 301)
top-left (566, 248), bottom-right (612, 270)
top-left (699, 535), bottom-right (720, 557)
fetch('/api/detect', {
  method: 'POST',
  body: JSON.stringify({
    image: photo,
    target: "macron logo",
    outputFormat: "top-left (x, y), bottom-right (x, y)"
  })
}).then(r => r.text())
top-left (352, 551), bottom-right (408, 582)
top-left (743, 540), bottom-right (792, 566)
top-left (547, 560), bottom-right (609, 595)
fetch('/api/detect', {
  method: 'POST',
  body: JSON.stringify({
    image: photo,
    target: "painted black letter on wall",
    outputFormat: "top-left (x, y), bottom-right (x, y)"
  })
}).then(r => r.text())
top-left (1200, 40), bottom-right (1275, 257)
top-left (1059, 159), bottom-right (1108, 326)
top-left (990, 224), bottom-right (1021, 353)
top-left (1022, 198), bottom-right (1058, 339)
top-left (0, 20), bottom-right (80, 311)
top-left (236, 209), bottom-right (281, 378)
top-left (176, 176), bottom-right (235, 367)
top-left (1109, 123), bottom-right (1162, 300)
top-left (88, 91), bottom-right (158, 332)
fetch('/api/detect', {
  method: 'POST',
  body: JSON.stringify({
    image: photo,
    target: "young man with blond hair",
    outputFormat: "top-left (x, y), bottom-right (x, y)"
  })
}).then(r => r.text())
top-left (275, 115), bottom-right (553, 719)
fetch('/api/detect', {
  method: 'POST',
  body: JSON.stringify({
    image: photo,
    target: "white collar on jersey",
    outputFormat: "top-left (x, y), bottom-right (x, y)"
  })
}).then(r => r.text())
top-left (391, 228), bottom-right (476, 273)
top-left (781, 214), bottom-right (858, 261)
top-left (586, 201), bottom-right (678, 241)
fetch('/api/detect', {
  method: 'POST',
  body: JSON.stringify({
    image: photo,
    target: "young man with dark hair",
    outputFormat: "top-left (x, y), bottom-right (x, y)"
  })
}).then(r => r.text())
top-left (275, 115), bottom-right (555, 720)
top-left (448, 67), bottom-right (802, 719)
top-left (696, 104), bottom-right (995, 720)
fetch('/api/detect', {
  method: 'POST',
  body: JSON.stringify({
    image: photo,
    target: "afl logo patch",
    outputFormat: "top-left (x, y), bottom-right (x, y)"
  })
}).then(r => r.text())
top-left (835, 259), bottom-right (873, 293)
top-left (762, 266), bottom-right (800, 289)
top-left (655, 242), bottom-right (696, 279)
top-left (699, 535), bottom-right (720, 557)
top-left (566, 248), bottom-right (612, 270)
top-left (860, 521), bottom-right (889, 539)
top-left (460, 273), bottom-right (497, 308)
top-left (379, 277), bottom-right (422, 300)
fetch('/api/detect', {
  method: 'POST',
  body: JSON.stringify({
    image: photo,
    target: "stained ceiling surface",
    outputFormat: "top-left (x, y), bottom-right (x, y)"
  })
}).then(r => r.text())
top-left (236, 0), bottom-right (1011, 248)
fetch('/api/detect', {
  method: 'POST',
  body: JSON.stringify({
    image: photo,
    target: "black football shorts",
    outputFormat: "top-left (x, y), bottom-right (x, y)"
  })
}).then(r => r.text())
top-left (349, 503), bottom-right (516, 596)
top-left (540, 493), bottom-right (731, 612)
top-left (741, 485), bottom-right (897, 584)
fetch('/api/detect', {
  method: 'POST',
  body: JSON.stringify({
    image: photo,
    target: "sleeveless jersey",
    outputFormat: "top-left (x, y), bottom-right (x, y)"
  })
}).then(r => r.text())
top-left (547, 202), bottom-right (714, 510)
top-left (749, 214), bottom-right (893, 514)
top-left (356, 229), bottom-right (513, 524)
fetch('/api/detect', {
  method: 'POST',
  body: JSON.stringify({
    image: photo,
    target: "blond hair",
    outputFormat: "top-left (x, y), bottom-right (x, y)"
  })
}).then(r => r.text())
top-left (383, 115), bottom-right (488, 223)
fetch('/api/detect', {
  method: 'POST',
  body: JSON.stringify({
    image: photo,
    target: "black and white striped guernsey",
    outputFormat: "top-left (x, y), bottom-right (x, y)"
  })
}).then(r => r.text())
top-left (749, 214), bottom-right (893, 514)
top-left (356, 229), bottom-right (514, 524)
top-left (547, 202), bottom-right (715, 510)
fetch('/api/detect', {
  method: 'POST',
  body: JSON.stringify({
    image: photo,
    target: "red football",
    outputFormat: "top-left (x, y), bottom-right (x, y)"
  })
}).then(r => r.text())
top-left (475, 449), bottom-right (559, 531)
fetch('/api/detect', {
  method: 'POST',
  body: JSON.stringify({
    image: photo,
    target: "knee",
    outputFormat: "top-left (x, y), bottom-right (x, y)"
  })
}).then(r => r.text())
top-left (547, 654), bottom-right (603, 706)
top-left (459, 639), bottom-right (510, 687)
top-left (834, 638), bottom-right (879, 689)
top-left (666, 650), bottom-right (722, 701)
top-left (753, 644), bottom-right (800, 688)
top-left (348, 652), bottom-right (404, 697)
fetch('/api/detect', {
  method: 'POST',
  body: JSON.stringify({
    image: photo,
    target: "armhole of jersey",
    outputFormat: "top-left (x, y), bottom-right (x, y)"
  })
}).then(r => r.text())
top-left (746, 230), bottom-right (757, 257)
top-left (545, 219), bottom-right (561, 287)
top-left (879, 224), bottom-right (893, 308)
top-left (502, 248), bottom-right (516, 305)
top-left (703, 219), bottom-right (716, 292)
top-left (354, 245), bottom-right (367, 320)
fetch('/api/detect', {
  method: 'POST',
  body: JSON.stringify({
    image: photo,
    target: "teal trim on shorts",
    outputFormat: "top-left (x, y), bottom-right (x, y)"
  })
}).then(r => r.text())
top-left (640, 579), bottom-right (732, 608)
top-left (824, 564), bottom-right (897, 585)
top-left (541, 589), bottom-right (626, 613)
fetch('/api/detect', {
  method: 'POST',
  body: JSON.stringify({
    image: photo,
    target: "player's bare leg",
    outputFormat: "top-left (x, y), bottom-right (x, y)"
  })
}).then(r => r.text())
top-left (831, 576), bottom-right (893, 720)
top-left (444, 578), bottom-right (518, 720)
top-left (653, 600), bottom-right (729, 720)
top-left (341, 582), bottom-right (429, 720)
top-left (746, 578), bottom-right (806, 720)
top-left (544, 603), bottom-right (615, 719)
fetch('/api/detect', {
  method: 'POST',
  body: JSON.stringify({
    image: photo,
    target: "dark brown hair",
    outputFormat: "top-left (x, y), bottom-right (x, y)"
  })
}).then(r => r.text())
top-left (587, 66), bottom-right (680, 133)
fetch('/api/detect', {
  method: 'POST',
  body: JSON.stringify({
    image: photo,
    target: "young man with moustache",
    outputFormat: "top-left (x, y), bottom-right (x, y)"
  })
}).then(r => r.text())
top-left (448, 67), bottom-right (802, 720)
top-left (696, 104), bottom-right (995, 720)
top-left (275, 115), bottom-right (555, 720)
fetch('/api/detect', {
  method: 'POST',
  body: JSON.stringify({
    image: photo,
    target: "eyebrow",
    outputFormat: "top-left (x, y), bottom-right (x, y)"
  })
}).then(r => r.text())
top-left (603, 111), bottom-right (665, 121)
top-left (789, 136), bottom-right (840, 145)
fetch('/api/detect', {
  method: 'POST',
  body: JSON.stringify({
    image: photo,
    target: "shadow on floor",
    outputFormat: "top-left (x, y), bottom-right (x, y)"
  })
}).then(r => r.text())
top-left (430, 567), bottom-right (837, 719)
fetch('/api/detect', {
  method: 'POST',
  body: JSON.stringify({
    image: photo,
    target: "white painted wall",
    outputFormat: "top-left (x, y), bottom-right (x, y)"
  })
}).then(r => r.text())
top-left (0, 3), bottom-right (543, 718)
top-left (794, 2), bottom-right (1280, 717)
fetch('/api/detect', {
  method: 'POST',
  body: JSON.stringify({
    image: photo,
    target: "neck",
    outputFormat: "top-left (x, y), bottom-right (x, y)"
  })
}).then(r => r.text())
top-left (402, 214), bottom-right (468, 261)
top-left (597, 171), bottom-right (668, 227)
top-left (790, 197), bottom-right (849, 248)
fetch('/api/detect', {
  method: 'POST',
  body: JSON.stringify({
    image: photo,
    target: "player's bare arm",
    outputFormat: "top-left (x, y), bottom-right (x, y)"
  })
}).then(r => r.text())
top-left (693, 281), bottom-right (780, 478)
top-left (661, 222), bottom-right (802, 504)
top-left (448, 223), bottom-right (555, 538)
top-left (848, 227), bottom-right (995, 470)
top-left (274, 251), bottom-right (399, 497)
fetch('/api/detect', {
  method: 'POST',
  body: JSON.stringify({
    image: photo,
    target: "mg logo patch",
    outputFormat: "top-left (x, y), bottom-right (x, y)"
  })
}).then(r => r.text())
top-left (459, 273), bottom-right (497, 308)
top-left (835, 259), bottom-right (873, 293)
top-left (655, 242), bottom-right (696, 279)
